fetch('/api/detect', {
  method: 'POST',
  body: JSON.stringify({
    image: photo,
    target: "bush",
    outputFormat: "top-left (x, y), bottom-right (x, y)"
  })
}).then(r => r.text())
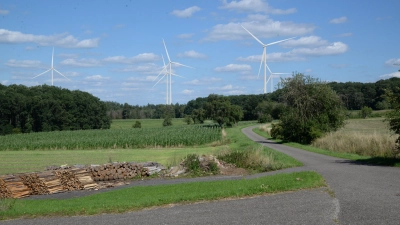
top-left (132, 121), bottom-right (141, 128)
top-left (162, 117), bottom-right (172, 127)
top-left (182, 154), bottom-right (219, 175)
top-left (258, 114), bottom-right (273, 123)
top-left (183, 115), bottom-right (193, 125)
top-left (359, 106), bottom-right (373, 119)
top-left (270, 123), bottom-right (284, 139)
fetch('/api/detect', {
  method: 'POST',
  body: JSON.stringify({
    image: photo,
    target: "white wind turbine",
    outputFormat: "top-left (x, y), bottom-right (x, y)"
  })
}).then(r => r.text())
top-left (241, 25), bottom-right (295, 94)
top-left (153, 55), bottom-right (171, 104)
top-left (265, 63), bottom-right (290, 93)
top-left (161, 39), bottom-right (193, 105)
top-left (32, 47), bottom-right (70, 85)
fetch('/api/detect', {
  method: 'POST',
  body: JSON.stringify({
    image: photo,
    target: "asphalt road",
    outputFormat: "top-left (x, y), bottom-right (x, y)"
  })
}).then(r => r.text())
top-left (1, 127), bottom-right (399, 224)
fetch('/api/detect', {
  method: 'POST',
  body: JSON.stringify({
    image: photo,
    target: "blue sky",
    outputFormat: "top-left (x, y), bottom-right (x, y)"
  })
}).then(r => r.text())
top-left (1, 0), bottom-right (399, 105)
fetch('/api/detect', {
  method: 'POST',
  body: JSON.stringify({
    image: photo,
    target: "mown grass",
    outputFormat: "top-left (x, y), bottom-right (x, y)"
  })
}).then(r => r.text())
top-left (0, 121), bottom-right (301, 175)
top-left (0, 171), bottom-right (325, 220)
top-left (254, 118), bottom-right (400, 167)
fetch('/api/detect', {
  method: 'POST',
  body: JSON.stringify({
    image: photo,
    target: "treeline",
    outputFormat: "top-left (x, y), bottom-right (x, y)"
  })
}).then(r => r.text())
top-left (0, 84), bottom-right (110, 135)
top-left (328, 77), bottom-right (400, 110)
top-left (107, 77), bottom-right (400, 121)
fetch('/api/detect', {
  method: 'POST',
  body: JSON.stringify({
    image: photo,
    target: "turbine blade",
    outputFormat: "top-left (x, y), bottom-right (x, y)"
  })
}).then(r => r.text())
top-left (154, 66), bottom-right (168, 81)
top-left (171, 61), bottom-right (194, 69)
top-left (266, 37), bottom-right (296, 46)
top-left (153, 74), bottom-right (167, 87)
top-left (32, 69), bottom-right (51, 79)
top-left (54, 69), bottom-right (71, 81)
top-left (162, 39), bottom-right (171, 62)
top-left (170, 72), bottom-right (184, 78)
top-left (266, 63), bottom-right (272, 74)
top-left (162, 54), bottom-right (166, 66)
top-left (257, 53), bottom-right (264, 79)
top-left (241, 25), bottom-right (265, 46)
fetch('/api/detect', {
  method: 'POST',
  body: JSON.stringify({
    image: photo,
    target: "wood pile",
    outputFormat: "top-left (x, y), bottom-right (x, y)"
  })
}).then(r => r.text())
top-left (88, 162), bottom-right (149, 181)
top-left (0, 162), bottom-right (152, 199)
top-left (0, 175), bottom-right (31, 199)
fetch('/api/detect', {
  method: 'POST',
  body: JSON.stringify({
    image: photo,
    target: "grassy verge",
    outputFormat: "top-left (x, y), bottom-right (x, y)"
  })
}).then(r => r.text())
top-left (0, 171), bottom-right (325, 220)
top-left (253, 125), bottom-right (400, 167)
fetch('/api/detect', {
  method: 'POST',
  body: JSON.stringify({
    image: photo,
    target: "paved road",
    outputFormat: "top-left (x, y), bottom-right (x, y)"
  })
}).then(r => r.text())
top-left (2, 127), bottom-right (399, 224)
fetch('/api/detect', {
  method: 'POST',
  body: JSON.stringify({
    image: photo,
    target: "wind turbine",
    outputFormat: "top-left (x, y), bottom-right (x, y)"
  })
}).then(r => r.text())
top-left (153, 55), bottom-right (170, 104)
top-left (241, 25), bottom-right (295, 94)
top-left (32, 47), bottom-right (70, 85)
top-left (161, 39), bottom-right (193, 105)
top-left (265, 63), bottom-right (290, 93)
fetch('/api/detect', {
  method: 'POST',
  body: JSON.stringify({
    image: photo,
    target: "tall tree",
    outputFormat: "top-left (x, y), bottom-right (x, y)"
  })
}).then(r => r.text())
top-left (272, 74), bottom-right (346, 144)
top-left (204, 94), bottom-right (243, 128)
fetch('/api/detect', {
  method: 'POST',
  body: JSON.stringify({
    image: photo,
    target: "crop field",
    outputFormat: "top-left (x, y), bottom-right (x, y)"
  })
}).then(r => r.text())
top-left (0, 125), bottom-right (222, 151)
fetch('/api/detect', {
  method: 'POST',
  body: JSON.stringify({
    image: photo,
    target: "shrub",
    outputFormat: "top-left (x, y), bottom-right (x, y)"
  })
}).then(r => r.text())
top-left (270, 123), bottom-right (284, 139)
top-left (162, 117), bottom-right (172, 127)
top-left (183, 115), bottom-right (193, 125)
top-left (132, 121), bottom-right (141, 128)
top-left (258, 114), bottom-right (273, 123)
top-left (359, 106), bottom-right (373, 119)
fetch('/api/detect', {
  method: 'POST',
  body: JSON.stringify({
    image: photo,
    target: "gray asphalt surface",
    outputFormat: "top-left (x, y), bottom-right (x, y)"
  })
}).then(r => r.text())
top-left (1, 127), bottom-right (399, 224)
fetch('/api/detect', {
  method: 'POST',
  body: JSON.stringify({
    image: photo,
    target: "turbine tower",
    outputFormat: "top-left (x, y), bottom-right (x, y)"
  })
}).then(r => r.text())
top-left (32, 47), bottom-right (70, 85)
top-left (241, 25), bottom-right (295, 94)
top-left (160, 39), bottom-right (193, 105)
top-left (266, 63), bottom-right (290, 93)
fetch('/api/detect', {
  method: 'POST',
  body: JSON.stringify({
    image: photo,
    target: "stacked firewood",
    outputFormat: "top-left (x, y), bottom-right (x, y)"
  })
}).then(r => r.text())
top-left (0, 175), bottom-right (31, 199)
top-left (88, 162), bottom-right (149, 181)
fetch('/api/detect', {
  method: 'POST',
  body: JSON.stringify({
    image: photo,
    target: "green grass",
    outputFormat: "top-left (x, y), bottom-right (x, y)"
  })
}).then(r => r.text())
top-left (110, 118), bottom-right (188, 129)
top-left (254, 120), bottom-right (400, 167)
top-left (0, 171), bottom-right (325, 220)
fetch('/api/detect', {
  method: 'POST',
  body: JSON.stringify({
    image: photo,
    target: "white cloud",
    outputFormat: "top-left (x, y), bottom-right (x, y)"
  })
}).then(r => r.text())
top-left (0, 7), bottom-right (9, 15)
top-left (182, 89), bottom-right (194, 94)
top-left (214, 64), bottom-right (252, 72)
top-left (330, 16), bottom-right (348, 24)
top-left (0, 29), bottom-right (99, 48)
top-left (183, 77), bottom-right (222, 85)
top-left (118, 63), bottom-right (162, 75)
top-left (1, 80), bottom-right (8, 85)
top-left (380, 72), bottom-right (400, 78)
top-left (385, 58), bottom-right (400, 67)
top-left (60, 58), bottom-right (102, 67)
top-left (171, 6), bottom-right (201, 18)
top-left (103, 53), bottom-right (160, 64)
top-left (220, 0), bottom-right (296, 14)
top-left (85, 75), bottom-right (110, 81)
top-left (5, 59), bottom-right (42, 68)
top-left (291, 42), bottom-right (348, 56)
top-left (177, 50), bottom-right (207, 59)
top-left (204, 14), bottom-right (315, 41)
top-left (177, 33), bottom-right (194, 39)
top-left (281, 36), bottom-right (328, 48)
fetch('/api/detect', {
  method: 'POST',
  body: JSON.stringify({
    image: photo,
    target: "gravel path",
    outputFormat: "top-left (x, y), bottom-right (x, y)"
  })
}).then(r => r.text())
top-left (2, 126), bottom-right (399, 224)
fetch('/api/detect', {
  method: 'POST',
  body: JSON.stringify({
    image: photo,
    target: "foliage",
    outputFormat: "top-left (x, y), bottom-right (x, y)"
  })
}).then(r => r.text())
top-left (132, 121), bottom-right (141, 128)
top-left (183, 115), bottom-right (193, 125)
top-left (162, 116), bottom-right (173, 127)
top-left (0, 84), bottom-right (110, 135)
top-left (191, 108), bottom-right (206, 124)
top-left (204, 94), bottom-right (244, 128)
top-left (182, 154), bottom-right (219, 175)
top-left (277, 74), bottom-right (346, 144)
top-left (359, 106), bottom-right (373, 119)
top-left (0, 126), bottom-right (222, 150)
top-left (385, 89), bottom-right (400, 157)
top-left (270, 123), bottom-right (284, 139)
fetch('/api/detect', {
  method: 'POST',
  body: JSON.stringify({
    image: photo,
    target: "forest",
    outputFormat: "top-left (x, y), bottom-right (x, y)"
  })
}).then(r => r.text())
top-left (0, 84), bottom-right (110, 135)
top-left (1, 77), bottom-right (399, 135)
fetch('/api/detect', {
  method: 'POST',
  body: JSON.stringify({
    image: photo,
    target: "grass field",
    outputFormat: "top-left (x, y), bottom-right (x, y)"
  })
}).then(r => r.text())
top-left (0, 121), bottom-right (301, 175)
top-left (0, 171), bottom-right (325, 220)
top-left (254, 118), bottom-right (400, 167)
top-left (110, 118), bottom-right (189, 129)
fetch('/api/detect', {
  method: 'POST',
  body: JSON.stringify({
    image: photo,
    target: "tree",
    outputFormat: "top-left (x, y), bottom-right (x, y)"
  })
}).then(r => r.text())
top-left (272, 74), bottom-right (346, 144)
top-left (385, 89), bottom-right (400, 157)
top-left (162, 116), bottom-right (173, 127)
top-left (183, 115), bottom-right (193, 125)
top-left (191, 108), bottom-right (206, 124)
top-left (204, 94), bottom-right (243, 128)
top-left (359, 106), bottom-right (373, 119)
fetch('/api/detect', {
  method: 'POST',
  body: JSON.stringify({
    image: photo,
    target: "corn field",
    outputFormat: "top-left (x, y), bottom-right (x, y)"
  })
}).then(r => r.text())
top-left (0, 126), bottom-right (222, 151)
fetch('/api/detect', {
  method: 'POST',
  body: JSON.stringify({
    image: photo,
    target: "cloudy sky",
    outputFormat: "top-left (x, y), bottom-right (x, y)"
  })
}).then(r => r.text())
top-left (1, 0), bottom-right (399, 105)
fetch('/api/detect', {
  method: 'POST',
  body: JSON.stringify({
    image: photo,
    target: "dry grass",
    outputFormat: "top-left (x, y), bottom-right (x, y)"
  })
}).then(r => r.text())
top-left (312, 118), bottom-right (397, 157)
top-left (258, 124), bottom-right (271, 134)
